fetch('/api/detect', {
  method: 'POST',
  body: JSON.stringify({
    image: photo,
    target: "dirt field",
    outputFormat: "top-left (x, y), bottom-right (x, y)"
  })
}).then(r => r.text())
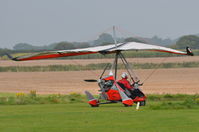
top-left (0, 68), bottom-right (199, 94)
top-left (1, 56), bottom-right (199, 66)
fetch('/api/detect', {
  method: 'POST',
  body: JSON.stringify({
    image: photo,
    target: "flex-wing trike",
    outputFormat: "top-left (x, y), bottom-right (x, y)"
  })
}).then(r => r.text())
top-left (5, 38), bottom-right (193, 107)
top-left (85, 51), bottom-right (146, 107)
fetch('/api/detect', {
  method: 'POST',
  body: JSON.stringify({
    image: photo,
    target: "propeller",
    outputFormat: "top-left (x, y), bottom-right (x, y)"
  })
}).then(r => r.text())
top-left (84, 79), bottom-right (98, 82)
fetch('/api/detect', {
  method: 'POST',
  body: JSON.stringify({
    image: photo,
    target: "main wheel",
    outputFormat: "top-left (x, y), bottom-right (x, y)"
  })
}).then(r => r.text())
top-left (123, 104), bottom-right (132, 107)
top-left (90, 104), bottom-right (99, 107)
top-left (139, 100), bottom-right (146, 106)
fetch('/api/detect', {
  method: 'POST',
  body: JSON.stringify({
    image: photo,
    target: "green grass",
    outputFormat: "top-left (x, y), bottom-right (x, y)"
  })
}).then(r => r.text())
top-left (0, 61), bottom-right (199, 72)
top-left (0, 93), bottom-right (16, 97)
top-left (0, 93), bottom-right (86, 105)
top-left (1, 93), bottom-right (199, 108)
top-left (0, 103), bottom-right (199, 132)
top-left (1, 93), bottom-right (199, 131)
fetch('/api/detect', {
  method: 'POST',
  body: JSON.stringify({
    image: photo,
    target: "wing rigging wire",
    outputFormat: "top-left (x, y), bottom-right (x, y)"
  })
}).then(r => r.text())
top-left (80, 26), bottom-right (113, 43)
top-left (116, 26), bottom-right (148, 43)
top-left (113, 27), bottom-right (173, 85)
top-left (142, 57), bottom-right (169, 84)
top-left (119, 53), bottom-right (140, 83)
top-left (69, 26), bottom-right (116, 80)
top-left (82, 26), bottom-right (169, 83)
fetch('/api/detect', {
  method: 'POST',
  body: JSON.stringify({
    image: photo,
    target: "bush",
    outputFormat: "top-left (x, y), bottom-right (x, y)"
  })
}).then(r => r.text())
top-left (67, 93), bottom-right (85, 103)
top-left (0, 92), bottom-right (86, 105)
top-left (29, 90), bottom-right (37, 98)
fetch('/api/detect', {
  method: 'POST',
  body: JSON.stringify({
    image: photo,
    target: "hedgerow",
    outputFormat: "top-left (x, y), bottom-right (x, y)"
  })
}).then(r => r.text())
top-left (0, 62), bottom-right (199, 72)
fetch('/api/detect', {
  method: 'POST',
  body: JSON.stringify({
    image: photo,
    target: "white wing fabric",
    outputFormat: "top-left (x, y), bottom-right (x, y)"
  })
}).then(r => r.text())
top-left (8, 42), bottom-right (192, 61)
top-left (115, 42), bottom-right (187, 54)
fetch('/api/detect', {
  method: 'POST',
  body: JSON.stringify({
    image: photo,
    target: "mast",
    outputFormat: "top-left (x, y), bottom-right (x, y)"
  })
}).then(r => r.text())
top-left (113, 26), bottom-right (117, 44)
top-left (113, 26), bottom-right (119, 79)
top-left (114, 51), bottom-right (119, 79)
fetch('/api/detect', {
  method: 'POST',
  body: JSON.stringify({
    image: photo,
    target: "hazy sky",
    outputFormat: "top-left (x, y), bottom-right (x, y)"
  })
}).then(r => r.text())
top-left (1, 0), bottom-right (199, 48)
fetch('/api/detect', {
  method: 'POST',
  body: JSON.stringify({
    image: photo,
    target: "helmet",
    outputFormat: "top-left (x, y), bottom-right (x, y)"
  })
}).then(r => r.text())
top-left (121, 72), bottom-right (128, 79)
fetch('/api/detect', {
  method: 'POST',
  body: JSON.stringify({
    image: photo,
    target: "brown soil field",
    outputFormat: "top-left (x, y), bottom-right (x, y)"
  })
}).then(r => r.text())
top-left (0, 68), bottom-right (199, 94)
top-left (0, 56), bottom-right (199, 67)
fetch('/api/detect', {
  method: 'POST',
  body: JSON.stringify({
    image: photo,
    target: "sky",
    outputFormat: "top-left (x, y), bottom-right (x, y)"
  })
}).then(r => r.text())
top-left (1, 0), bottom-right (199, 48)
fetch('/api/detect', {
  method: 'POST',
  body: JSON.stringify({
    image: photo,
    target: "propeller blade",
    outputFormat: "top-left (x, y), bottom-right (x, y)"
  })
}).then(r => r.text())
top-left (84, 79), bottom-right (98, 82)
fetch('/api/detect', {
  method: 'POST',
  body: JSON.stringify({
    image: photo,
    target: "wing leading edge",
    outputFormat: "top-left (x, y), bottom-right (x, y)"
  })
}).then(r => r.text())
top-left (6, 42), bottom-right (193, 61)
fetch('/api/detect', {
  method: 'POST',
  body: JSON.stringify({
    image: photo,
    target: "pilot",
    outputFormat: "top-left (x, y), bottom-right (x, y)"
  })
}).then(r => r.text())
top-left (118, 72), bottom-right (133, 90)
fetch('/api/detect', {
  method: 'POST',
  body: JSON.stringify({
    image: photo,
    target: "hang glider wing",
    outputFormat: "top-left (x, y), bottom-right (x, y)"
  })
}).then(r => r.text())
top-left (6, 42), bottom-right (193, 61)
top-left (115, 42), bottom-right (193, 55)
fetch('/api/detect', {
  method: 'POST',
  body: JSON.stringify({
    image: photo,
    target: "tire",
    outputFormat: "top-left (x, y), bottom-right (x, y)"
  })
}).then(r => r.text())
top-left (139, 101), bottom-right (146, 106)
top-left (91, 104), bottom-right (99, 107)
top-left (123, 104), bottom-right (132, 107)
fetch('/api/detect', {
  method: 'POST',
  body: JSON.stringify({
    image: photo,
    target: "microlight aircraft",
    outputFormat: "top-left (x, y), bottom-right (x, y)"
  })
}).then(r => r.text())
top-left (6, 34), bottom-right (193, 107)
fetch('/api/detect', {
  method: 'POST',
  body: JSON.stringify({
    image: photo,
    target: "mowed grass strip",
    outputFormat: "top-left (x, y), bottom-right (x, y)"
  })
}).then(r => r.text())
top-left (0, 103), bottom-right (199, 132)
top-left (0, 62), bottom-right (199, 72)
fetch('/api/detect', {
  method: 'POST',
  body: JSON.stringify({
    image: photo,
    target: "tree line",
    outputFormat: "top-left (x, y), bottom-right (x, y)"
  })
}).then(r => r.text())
top-left (0, 33), bottom-right (199, 57)
top-left (11, 33), bottom-right (175, 51)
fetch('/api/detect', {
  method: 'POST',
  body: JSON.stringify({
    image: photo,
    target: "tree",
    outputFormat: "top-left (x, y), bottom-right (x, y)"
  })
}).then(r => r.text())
top-left (54, 42), bottom-right (75, 50)
top-left (0, 48), bottom-right (12, 56)
top-left (124, 37), bottom-right (145, 43)
top-left (93, 33), bottom-right (114, 45)
top-left (13, 43), bottom-right (35, 50)
top-left (149, 36), bottom-right (174, 46)
top-left (175, 35), bottom-right (199, 49)
top-left (74, 42), bottom-right (90, 48)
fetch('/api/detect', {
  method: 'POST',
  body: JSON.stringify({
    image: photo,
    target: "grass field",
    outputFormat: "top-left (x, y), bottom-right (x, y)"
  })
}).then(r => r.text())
top-left (0, 55), bottom-right (198, 131)
top-left (0, 103), bottom-right (199, 132)
top-left (0, 52), bottom-right (198, 131)
top-left (0, 93), bottom-right (199, 132)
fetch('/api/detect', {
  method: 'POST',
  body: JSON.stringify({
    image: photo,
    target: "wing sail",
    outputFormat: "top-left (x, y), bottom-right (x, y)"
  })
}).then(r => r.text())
top-left (6, 42), bottom-right (193, 61)
top-left (115, 42), bottom-right (190, 55)
top-left (7, 44), bottom-right (118, 61)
